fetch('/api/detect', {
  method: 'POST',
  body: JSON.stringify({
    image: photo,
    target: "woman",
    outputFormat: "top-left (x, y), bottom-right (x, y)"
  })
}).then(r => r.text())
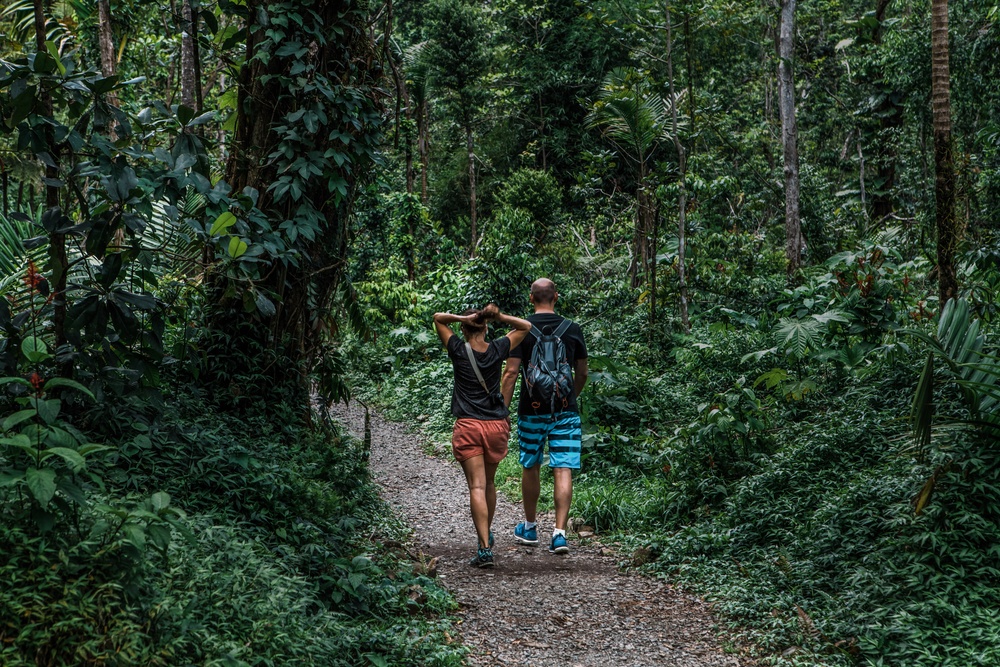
top-left (434, 303), bottom-right (531, 568)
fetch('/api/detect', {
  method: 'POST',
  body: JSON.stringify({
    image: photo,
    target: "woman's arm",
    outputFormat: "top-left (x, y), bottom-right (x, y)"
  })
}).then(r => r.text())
top-left (433, 312), bottom-right (472, 346)
top-left (495, 312), bottom-right (533, 349)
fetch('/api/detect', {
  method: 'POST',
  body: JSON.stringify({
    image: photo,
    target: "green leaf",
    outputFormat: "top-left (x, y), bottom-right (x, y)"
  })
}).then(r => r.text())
top-left (79, 443), bottom-right (112, 457)
top-left (42, 378), bottom-right (95, 400)
top-left (25, 467), bottom-right (57, 507)
top-left (56, 477), bottom-right (88, 506)
top-left (255, 293), bottom-right (276, 317)
top-left (209, 211), bottom-right (238, 235)
top-left (0, 377), bottom-right (33, 389)
top-left (41, 447), bottom-right (86, 471)
top-left (0, 469), bottom-right (25, 487)
top-left (21, 337), bottom-right (50, 363)
top-left (35, 399), bottom-right (61, 425)
top-left (45, 42), bottom-right (66, 75)
top-left (227, 236), bottom-right (248, 258)
top-left (148, 523), bottom-right (172, 550)
top-left (3, 409), bottom-right (37, 432)
top-left (150, 491), bottom-right (171, 511)
top-left (124, 523), bottom-right (146, 549)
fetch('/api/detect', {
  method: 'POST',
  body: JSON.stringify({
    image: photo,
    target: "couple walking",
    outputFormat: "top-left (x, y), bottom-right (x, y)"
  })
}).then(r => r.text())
top-left (433, 278), bottom-right (587, 568)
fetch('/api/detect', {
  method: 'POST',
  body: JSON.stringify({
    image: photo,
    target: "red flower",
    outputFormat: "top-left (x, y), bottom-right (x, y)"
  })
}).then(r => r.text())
top-left (29, 372), bottom-right (44, 392)
top-left (23, 261), bottom-right (43, 292)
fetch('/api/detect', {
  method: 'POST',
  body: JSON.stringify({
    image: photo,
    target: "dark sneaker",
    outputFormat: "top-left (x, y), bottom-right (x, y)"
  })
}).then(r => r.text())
top-left (514, 522), bottom-right (539, 546)
top-left (549, 533), bottom-right (569, 554)
top-left (470, 547), bottom-right (494, 568)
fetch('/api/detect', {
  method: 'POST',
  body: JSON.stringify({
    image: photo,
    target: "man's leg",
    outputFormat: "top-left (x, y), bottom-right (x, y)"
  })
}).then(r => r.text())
top-left (547, 412), bottom-right (582, 552)
top-left (552, 467), bottom-right (573, 531)
top-left (517, 415), bottom-right (545, 525)
top-left (521, 463), bottom-right (541, 523)
top-left (459, 455), bottom-right (490, 549)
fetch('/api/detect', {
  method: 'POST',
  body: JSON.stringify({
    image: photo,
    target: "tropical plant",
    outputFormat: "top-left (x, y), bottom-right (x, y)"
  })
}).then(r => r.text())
top-left (909, 298), bottom-right (1000, 459)
top-left (587, 67), bottom-right (671, 286)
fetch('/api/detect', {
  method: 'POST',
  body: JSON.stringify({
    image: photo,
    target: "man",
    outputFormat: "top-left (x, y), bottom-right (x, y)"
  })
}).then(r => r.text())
top-left (501, 278), bottom-right (587, 554)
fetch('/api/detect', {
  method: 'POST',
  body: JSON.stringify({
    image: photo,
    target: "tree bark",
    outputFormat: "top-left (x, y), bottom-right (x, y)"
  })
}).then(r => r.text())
top-left (97, 0), bottom-right (120, 110)
top-left (931, 0), bottom-right (958, 305)
top-left (418, 100), bottom-right (429, 205)
top-left (218, 0), bottom-right (381, 389)
top-left (870, 0), bottom-right (901, 223)
top-left (33, 0), bottom-right (67, 356)
top-left (180, 0), bottom-right (198, 111)
top-left (778, 0), bottom-right (802, 275)
top-left (466, 122), bottom-right (477, 252)
top-left (667, 4), bottom-right (690, 332)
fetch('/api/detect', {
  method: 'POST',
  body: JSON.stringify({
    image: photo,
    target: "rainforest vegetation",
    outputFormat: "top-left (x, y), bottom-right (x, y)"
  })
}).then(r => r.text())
top-left (1, 0), bottom-right (999, 665)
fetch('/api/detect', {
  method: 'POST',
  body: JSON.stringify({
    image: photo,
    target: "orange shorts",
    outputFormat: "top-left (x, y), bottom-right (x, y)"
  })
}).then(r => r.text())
top-left (452, 418), bottom-right (510, 464)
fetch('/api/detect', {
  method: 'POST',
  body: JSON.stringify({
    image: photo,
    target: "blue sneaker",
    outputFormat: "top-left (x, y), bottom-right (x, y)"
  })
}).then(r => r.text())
top-left (470, 547), bottom-right (494, 568)
top-left (514, 522), bottom-right (539, 546)
top-left (549, 533), bottom-right (569, 554)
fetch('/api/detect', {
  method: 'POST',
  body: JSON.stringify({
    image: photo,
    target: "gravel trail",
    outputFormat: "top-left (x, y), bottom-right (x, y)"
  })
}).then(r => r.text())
top-left (333, 402), bottom-right (749, 667)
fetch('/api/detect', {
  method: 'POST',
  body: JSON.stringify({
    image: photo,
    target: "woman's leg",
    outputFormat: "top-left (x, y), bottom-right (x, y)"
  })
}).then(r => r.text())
top-left (459, 455), bottom-right (490, 549)
top-left (485, 460), bottom-right (499, 533)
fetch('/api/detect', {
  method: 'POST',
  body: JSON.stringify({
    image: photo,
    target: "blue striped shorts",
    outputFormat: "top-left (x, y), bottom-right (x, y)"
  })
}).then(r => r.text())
top-left (518, 412), bottom-right (582, 469)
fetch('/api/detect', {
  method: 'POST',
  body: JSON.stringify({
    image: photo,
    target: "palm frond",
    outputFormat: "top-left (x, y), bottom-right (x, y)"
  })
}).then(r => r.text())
top-left (908, 298), bottom-right (1000, 449)
top-left (0, 210), bottom-right (47, 299)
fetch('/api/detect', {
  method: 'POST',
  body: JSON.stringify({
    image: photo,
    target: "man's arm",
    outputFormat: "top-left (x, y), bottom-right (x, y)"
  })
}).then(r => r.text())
top-left (502, 358), bottom-right (521, 408)
top-left (573, 358), bottom-right (588, 399)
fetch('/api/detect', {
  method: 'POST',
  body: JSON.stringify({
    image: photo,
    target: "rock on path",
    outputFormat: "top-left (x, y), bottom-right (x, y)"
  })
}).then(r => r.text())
top-left (333, 403), bottom-right (748, 667)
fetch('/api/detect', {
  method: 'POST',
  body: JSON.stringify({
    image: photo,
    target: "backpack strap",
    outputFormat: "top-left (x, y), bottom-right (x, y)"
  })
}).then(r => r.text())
top-left (553, 319), bottom-right (572, 338)
top-left (528, 325), bottom-right (544, 340)
top-left (464, 342), bottom-right (490, 394)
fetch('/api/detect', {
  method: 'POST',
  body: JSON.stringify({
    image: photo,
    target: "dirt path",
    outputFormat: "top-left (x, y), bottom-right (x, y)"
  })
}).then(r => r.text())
top-left (333, 402), bottom-right (748, 667)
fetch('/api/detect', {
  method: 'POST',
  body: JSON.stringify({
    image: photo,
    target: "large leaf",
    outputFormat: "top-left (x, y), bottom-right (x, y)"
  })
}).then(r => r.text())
top-left (25, 467), bottom-right (57, 507)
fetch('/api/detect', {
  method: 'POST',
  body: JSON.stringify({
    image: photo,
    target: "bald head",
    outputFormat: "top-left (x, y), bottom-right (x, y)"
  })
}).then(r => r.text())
top-left (530, 278), bottom-right (557, 307)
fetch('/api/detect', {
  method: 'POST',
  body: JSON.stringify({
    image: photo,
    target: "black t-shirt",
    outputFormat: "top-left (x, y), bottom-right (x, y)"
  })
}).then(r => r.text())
top-left (510, 313), bottom-right (587, 416)
top-left (446, 334), bottom-right (512, 420)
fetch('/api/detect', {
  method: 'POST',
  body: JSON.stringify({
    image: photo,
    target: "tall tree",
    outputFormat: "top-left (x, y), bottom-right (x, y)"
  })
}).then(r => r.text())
top-left (180, 0), bottom-right (201, 112)
top-left (97, 0), bottom-right (119, 110)
top-left (665, 4), bottom-right (690, 332)
top-left (218, 0), bottom-right (383, 396)
top-left (425, 0), bottom-right (488, 251)
top-left (931, 0), bottom-right (957, 304)
top-left (404, 43), bottom-right (432, 206)
top-left (778, 0), bottom-right (802, 275)
top-left (31, 0), bottom-right (68, 356)
top-left (587, 68), bottom-right (667, 288)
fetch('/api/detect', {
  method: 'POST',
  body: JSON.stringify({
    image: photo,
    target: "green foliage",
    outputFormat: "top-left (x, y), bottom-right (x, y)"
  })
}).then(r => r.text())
top-left (495, 168), bottom-right (564, 231)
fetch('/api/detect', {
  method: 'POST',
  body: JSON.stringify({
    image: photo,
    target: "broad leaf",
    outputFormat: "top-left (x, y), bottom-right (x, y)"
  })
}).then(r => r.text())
top-left (25, 467), bottom-right (57, 507)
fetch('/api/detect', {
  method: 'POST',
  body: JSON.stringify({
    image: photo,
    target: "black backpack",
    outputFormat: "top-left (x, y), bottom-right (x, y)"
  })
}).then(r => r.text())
top-left (523, 319), bottom-right (574, 414)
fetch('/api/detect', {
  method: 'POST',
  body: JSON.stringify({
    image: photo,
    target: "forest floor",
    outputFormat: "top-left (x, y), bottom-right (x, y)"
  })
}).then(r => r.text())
top-left (333, 402), bottom-right (751, 667)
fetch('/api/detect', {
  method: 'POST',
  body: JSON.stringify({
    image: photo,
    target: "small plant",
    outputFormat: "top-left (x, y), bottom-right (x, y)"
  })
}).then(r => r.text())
top-left (0, 262), bottom-right (108, 530)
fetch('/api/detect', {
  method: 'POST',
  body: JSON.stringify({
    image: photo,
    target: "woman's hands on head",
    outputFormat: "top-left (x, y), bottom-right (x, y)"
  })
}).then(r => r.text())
top-left (481, 303), bottom-right (500, 322)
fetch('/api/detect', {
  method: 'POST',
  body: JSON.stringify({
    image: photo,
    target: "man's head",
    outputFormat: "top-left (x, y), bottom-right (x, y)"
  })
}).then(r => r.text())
top-left (529, 278), bottom-right (557, 311)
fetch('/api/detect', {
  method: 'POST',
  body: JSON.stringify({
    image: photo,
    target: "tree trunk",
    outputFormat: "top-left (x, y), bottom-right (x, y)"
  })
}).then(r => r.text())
top-left (180, 0), bottom-right (198, 111)
top-left (667, 3), bottom-right (690, 332)
top-left (931, 0), bottom-right (958, 305)
top-left (217, 0), bottom-right (381, 394)
top-left (97, 0), bottom-right (120, 110)
top-left (466, 122), bottom-right (477, 252)
top-left (870, 0), bottom-right (901, 223)
top-left (418, 101), bottom-right (429, 205)
top-left (33, 0), bottom-right (67, 356)
top-left (778, 0), bottom-right (802, 275)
